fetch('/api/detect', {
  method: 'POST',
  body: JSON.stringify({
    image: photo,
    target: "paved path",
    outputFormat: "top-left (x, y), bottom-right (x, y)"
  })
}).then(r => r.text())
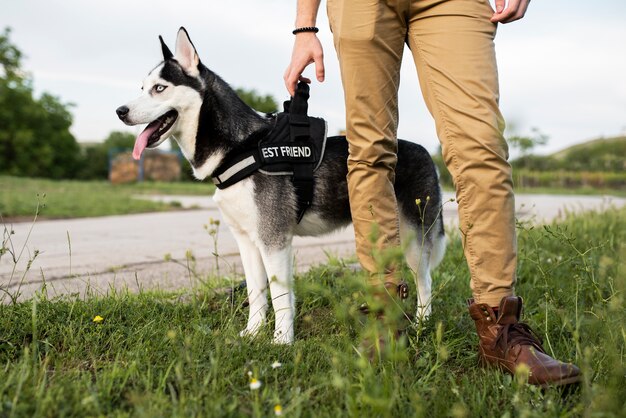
top-left (1, 193), bottom-right (623, 301)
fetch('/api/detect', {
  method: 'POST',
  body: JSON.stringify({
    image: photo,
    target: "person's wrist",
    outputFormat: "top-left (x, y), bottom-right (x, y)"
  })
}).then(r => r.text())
top-left (292, 26), bottom-right (319, 35)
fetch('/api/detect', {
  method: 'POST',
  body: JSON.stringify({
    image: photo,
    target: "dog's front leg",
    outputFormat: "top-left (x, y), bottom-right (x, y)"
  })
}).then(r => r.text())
top-left (260, 245), bottom-right (295, 344)
top-left (231, 230), bottom-right (269, 338)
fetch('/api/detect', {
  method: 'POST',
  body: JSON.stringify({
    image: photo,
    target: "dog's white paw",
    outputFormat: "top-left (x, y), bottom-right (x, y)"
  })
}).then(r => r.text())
top-left (272, 329), bottom-right (294, 345)
top-left (239, 329), bottom-right (256, 338)
top-left (240, 321), bottom-right (264, 338)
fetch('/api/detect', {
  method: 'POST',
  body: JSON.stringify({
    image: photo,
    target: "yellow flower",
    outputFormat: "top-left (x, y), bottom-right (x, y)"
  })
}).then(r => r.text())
top-left (514, 363), bottom-right (531, 385)
top-left (274, 404), bottom-right (283, 416)
top-left (92, 315), bottom-right (104, 323)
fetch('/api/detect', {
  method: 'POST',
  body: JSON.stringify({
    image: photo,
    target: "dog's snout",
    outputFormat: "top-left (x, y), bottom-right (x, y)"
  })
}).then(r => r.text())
top-left (116, 105), bottom-right (129, 120)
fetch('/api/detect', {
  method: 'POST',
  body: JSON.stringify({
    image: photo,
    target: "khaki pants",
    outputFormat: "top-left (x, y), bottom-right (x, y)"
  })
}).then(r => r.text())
top-left (327, 0), bottom-right (516, 306)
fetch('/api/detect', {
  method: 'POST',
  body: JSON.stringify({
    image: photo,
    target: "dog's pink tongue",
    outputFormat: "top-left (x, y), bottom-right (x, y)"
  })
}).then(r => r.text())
top-left (132, 123), bottom-right (159, 160)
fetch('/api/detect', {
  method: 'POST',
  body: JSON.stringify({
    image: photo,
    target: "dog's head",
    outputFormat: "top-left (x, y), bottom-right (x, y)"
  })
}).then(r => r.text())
top-left (116, 27), bottom-right (204, 160)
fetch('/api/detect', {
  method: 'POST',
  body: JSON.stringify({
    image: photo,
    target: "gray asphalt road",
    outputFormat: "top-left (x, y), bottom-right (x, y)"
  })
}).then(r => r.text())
top-left (1, 192), bottom-right (623, 301)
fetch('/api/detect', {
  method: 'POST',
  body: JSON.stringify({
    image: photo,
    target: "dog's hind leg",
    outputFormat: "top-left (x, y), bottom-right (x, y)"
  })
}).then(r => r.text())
top-left (232, 230), bottom-right (269, 338)
top-left (404, 237), bottom-right (433, 322)
top-left (401, 215), bottom-right (435, 322)
top-left (402, 218), bottom-right (446, 322)
top-left (259, 244), bottom-right (296, 344)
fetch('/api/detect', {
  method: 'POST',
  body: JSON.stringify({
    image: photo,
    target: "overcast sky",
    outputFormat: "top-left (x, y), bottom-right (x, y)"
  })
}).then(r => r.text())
top-left (2, 0), bottom-right (625, 156)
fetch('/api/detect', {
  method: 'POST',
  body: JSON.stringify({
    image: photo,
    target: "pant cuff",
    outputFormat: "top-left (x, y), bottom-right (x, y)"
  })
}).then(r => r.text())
top-left (472, 289), bottom-right (515, 307)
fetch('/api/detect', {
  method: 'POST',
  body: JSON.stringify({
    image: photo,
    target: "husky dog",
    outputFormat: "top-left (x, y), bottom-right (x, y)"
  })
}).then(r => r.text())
top-left (116, 28), bottom-right (445, 344)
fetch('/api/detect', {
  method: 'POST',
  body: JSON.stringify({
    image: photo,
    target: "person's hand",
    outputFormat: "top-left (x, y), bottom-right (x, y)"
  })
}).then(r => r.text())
top-left (490, 0), bottom-right (531, 23)
top-left (284, 33), bottom-right (325, 97)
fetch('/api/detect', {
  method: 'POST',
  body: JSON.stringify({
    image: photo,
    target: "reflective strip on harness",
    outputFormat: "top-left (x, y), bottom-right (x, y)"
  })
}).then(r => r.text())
top-left (212, 155), bottom-right (258, 186)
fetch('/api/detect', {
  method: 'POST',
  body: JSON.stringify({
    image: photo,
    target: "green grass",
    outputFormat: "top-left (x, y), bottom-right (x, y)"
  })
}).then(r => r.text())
top-left (2, 175), bottom-right (622, 221)
top-left (514, 186), bottom-right (626, 198)
top-left (0, 206), bottom-right (624, 417)
top-left (0, 176), bottom-right (214, 219)
top-left (440, 184), bottom-right (626, 198)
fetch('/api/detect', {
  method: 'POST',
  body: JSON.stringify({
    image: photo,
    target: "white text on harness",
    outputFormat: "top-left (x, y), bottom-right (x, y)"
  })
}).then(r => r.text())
top-left (262, 145), bottom-right (312, 159)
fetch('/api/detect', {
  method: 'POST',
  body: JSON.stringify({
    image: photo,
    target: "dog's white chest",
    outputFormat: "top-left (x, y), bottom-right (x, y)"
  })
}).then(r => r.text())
top-left (213, 180), bottom-right (259, 235)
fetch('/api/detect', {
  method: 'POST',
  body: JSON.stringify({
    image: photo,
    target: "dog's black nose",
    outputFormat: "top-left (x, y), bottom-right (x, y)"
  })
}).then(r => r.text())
top-left (116, 105), bottom-right (129, 120)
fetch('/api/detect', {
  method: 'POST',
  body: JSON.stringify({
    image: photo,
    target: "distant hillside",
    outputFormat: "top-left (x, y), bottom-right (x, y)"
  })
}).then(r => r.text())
top-left (514, 136), bottom-right (625, 172)
top-left (552, 135), bottom-right (625, 159)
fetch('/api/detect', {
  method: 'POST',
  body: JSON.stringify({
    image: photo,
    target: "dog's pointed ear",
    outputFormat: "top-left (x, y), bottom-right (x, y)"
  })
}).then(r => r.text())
top-left (174, 27), bottom-right (200, 77)
top-left (159, 35), bottom-right (174, 60)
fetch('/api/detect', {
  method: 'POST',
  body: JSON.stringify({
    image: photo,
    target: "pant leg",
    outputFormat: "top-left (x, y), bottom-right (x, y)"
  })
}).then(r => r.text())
top-left (327, 0), bottom-right (407, 283)
top-left (407, 0), bottom-right (517, 306)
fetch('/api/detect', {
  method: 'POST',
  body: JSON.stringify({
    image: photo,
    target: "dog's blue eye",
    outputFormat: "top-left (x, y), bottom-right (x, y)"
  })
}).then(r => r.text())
top-left (154, 85), bottom-right (167, 93)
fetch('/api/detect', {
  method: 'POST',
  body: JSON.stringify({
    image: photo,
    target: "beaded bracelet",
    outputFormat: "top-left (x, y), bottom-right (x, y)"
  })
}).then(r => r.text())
top-left (292, 26), bottom-right (319, 35)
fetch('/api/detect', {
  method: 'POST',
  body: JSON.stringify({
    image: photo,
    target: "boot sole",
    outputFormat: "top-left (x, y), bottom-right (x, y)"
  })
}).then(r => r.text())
top-left (478, 352), bottom-right (582, 388)
top-left (537, 374), bottom-right (582, 389)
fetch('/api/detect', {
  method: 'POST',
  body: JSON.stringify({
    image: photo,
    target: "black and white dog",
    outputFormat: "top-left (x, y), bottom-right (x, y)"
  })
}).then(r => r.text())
top-left (117, 28), bottom-right (445, 344)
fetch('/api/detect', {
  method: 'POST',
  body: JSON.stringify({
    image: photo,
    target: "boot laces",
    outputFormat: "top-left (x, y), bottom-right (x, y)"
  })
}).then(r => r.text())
top-left (492, 322), bottom-right (545, 355)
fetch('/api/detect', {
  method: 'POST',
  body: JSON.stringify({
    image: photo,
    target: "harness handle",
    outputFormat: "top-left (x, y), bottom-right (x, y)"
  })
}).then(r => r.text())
top-left (283, 81), bottom-right (310, 113)
top-left (287, 82), bottom-right (314, 223)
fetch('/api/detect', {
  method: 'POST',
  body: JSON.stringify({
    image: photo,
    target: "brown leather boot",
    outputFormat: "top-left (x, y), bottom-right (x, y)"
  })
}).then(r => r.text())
top-left (468, 296), bottom-right (581, 387)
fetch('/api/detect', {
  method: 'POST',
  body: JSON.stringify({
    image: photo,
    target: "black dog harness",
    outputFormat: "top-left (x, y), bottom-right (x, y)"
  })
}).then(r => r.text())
top-left (211, 82), bottom-right (327, 222)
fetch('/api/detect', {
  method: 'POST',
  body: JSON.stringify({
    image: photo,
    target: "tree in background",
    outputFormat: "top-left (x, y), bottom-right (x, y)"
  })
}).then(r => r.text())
top-left (0, 27), bottom-right (21, 82)
top-left (508, 127), bottom-right (549, 158)
top-left (0, 28), bottom-right (81, 179)
top-left (507, 127), bottom-right (560, 171)
top-left (235, 88), bottom-right (278, 114)
top-left (79, 131), bottom-right (135, 180)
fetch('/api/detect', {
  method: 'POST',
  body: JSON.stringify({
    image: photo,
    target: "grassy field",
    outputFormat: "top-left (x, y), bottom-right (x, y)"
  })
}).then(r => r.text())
top-left (0, 176), bottom-right (214, 219)
top-left (0, 204), bottom-right (623, 417)
top-left (1, 175), bottom-right (624, 221)
top-left (514, 186), bottom-right (626, 198)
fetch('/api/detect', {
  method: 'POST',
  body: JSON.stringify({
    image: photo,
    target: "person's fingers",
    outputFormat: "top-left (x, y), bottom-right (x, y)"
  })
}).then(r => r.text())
top-left (286, 74), bottom-right (297, 96)
top-left (314, 51), bottom-right (325, 82)
top-left (491, 0), bottom-right (517, 23)
top-left (284, 63), bottom-right (305, 96)
top-left (283, 67), bottom-right (295, 96)
top-left (493, 0), bottom-right (506, 13)
top-left (508, 0), bottom-right (530, 23)
top-left (491, 0), bottom-right (530, 23)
